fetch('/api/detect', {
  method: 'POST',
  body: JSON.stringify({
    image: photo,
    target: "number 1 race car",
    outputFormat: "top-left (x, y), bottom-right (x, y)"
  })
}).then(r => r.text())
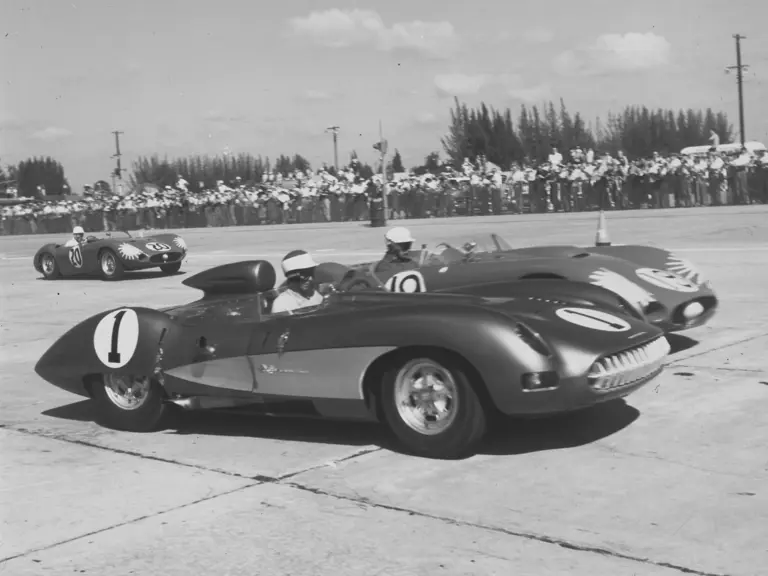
top-left (35, 260), bottom-right (671, 459)
top-left (322, 232), bottom-right (718, 334)
top-left (33, 230), bottom-right (188, 281)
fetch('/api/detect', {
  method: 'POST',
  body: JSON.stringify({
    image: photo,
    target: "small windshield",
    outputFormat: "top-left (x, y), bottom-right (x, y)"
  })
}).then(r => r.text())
top-left (426, 233), bottom-right (513, 264)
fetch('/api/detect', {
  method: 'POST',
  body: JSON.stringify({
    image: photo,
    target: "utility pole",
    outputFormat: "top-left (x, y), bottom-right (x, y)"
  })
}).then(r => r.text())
top-left (111, 130), bottom-right (125, 195)
top-left (726, 34), bottom-right (748, 147)
top-left (325, 126), bottom-right (340, 173)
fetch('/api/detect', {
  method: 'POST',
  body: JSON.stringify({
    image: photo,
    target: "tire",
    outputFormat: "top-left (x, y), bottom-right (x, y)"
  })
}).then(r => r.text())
top-left (379, 352), bottom-right (487, 459)
top-left (91, 374), bottom-right (170, 432)
top-left (160, 261), bottom-right (182, 274)
top-left (40, 252), bottom-right (61, 280)
top-left (99, 249), bottom-right (125, 280)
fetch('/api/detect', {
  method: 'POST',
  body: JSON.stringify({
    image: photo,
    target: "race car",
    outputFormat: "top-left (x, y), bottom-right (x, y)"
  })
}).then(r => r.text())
top-left (33, 230), bottom-right (188, 281)
top-left (320, 232), bottom-right (717, 334)
top-left (35, 259), bottom-right (671, 459)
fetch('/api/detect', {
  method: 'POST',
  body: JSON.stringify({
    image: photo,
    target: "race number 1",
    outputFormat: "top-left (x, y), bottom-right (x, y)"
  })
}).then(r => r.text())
top-left (93, 308), bottom-right (140, 368)
top-left (385, 270), bottom-right (427, 293)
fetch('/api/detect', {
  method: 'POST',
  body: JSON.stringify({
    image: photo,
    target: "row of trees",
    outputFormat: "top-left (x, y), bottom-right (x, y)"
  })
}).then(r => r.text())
top-left (3, 98), bottom-right (737, 197)
top-left (0, 157), bottom-right (72, 197)
top-left (440, 97), bottom-right (734, 169)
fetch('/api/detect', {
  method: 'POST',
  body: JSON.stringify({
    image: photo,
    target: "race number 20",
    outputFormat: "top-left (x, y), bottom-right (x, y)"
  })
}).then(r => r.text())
top-left (385, 270), bottom-right (427, 293)
top-left (93, 308), bottom-right (140, 368)
top-left (69, 246), bottom-right (83, 268)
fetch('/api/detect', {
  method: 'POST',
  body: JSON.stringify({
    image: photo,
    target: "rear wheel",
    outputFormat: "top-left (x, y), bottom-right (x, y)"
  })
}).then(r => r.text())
top-left (40, 253), bottom-right (60, 279)
top-left (160, 261), bottom-right (182, 274)
top-left (380, 353), bottom-right (487, 459)
top-left (99, 249), bottom-right (125, 280)
top-left (91, 374), bottom-right (170, 432)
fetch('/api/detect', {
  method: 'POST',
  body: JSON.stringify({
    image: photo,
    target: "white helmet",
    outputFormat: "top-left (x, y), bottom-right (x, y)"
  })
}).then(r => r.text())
top-left (385, 227), bottom-right (414, 245)
top-left (281, 250), bottom-right (318, 277)
top-left (73, 226), bottom-right (84, 235)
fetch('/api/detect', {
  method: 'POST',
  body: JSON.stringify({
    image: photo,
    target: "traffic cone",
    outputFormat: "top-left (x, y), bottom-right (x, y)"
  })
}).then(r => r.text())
top-left (595, 210), bottom-right (611, 246)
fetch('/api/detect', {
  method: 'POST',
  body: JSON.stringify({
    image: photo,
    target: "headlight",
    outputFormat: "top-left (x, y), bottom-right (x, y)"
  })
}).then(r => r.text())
top-left (514, 322), bottom-right (552, 357)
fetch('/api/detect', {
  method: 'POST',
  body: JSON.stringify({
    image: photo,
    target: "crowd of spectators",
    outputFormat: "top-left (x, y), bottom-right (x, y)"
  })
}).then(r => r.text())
top-left (2, 145), bottom-right (767, 237)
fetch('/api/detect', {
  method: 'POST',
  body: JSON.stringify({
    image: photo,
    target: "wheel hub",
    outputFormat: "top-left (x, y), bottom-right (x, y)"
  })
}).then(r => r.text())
top-left (103, 374), bottom-right (150, 410)
top-left (394, 359), bottom-right (458, 436)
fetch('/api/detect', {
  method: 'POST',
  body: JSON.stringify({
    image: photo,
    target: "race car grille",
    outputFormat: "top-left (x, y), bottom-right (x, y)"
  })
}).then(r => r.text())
top-left (588, 336), bottom-right (671, 392)
top-left (150, 251), bottom-right (182, 264)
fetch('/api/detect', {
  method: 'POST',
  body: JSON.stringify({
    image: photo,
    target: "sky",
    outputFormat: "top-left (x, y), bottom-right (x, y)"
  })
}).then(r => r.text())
top-left (1, 0), bottom-right (767, 190)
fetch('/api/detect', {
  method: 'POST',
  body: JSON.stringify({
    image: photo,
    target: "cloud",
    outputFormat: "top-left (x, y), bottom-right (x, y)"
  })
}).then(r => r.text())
top-left (288, 9), bottom-right (458, 58)
top-left (30, 127), bottom-right (72, 142)
top-left (434, 72), bottom-right (533, 98)
top-left (524, 27), bottom-right (554, 44)
top-left (554, 32), bottom-right (671, 77)
top-left (414, 112), bottom-right (442, 126)
top-left (304, 89), bottom-right (333, 100)
top-left (506, 84), bottom-right (552, 103)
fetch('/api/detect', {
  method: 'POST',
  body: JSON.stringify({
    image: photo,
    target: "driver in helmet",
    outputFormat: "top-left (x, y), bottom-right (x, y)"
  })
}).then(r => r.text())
top-left (374, 226), bottom-right (420, 275)
top-left (64, 226), bottom-right (86, 248)
top-left (271, 250), bottom-right (325, 314)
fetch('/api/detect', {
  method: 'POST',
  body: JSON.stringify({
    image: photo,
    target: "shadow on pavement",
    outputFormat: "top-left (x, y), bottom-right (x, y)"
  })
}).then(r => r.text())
top-left (43, 397), bottom-right (639, 458)
top-left (667, 333), bottom-right (699, 354)
top-left (34, 271), bottom-right (186, 282)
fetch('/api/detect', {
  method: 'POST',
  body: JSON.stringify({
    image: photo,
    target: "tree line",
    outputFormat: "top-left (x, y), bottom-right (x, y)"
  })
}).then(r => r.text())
top-left (2, 97), bottom-right (736, 197)
top-left (439, 97), bottom-right (734, 169)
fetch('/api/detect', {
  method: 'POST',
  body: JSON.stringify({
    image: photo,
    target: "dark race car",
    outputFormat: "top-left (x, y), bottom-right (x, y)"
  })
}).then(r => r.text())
top-left (35, 260), bottom-right (671, 459)
top-left (33, 230), bottom-right (188, 281)
top-left (319, 232), bottom-right (718, 334)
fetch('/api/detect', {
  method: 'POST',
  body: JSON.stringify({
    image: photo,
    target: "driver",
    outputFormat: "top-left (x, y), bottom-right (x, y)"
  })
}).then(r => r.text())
top-left (374, 226), bottom-right (420, 275)
top-left (271, 250), bottom-right (324, 314)
top-left (64, 226), bottom-right (86, 248)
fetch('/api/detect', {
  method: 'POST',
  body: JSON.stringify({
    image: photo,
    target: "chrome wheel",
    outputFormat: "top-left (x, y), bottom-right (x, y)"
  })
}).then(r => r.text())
top-left (41, 254), bottom-right (55, 275)
top-left (393, 358), bottom-right (458, 435)
top-left (101, 252), bottom-right (116, 275)
top-left (103, 374), bottom-right (151, 410)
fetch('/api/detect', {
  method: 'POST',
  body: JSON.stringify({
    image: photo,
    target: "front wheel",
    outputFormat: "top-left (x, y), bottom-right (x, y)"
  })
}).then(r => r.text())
top-left (40, 252), bottom-right (61, 280)
top-left (380, 353), bottom-right (487, 459)
top-left (99, 249), bottom-right (125, 280)
top-left (160, 261), bottom-right (182, 274)
top-left (91, 374), bottom-right (170, 432)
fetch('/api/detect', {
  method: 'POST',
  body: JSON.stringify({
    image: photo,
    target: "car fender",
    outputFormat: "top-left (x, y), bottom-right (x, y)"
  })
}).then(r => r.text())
top-left (34, 307), bottom-right (184, 397)
top-left (33, 243), bottom-right (60, 272)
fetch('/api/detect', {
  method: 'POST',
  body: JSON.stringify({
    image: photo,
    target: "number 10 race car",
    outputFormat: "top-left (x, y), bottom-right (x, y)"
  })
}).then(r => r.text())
top-left (35, 260), bottom-right (671, 459)
top-left (33, 230), bottom-right (188, 280)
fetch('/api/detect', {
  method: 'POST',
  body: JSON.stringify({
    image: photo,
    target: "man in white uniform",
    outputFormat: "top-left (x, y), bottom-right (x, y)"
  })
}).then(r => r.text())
top-left (271, 250), bottom-right (324, 314)
top-left (64, 226), bottom-right (86, 248)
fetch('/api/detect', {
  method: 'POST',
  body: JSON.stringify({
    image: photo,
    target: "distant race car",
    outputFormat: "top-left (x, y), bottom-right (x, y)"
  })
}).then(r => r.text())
top-left (35, 260), bottom-right (671, 459)
top-left (320, 232), bottom-right (718, 334)
top-left (33, 230), bottom-right (188, 281)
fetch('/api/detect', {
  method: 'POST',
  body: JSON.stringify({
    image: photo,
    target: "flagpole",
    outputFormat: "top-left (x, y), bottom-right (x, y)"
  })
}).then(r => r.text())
top-left (379, 120), bottom-right (388, 223)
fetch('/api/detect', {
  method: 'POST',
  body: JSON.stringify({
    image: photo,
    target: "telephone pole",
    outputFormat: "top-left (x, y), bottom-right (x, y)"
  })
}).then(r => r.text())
top-left (111, 130), bottom-right (125, 194)
top-left (325, 126), bottom-right (340, 173)
top-left (726, 34), bottom-right (748, 147)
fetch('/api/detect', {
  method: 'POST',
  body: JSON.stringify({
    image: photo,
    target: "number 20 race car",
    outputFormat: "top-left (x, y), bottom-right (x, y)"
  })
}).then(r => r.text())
top-left (33, 230), bottom-right (188, 280)
top-left (35, 260), bottom-right (671, 459)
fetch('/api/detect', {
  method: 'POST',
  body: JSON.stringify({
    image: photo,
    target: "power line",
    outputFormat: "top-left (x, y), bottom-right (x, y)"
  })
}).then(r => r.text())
top-left (726, 34), bottom-right (748, 147)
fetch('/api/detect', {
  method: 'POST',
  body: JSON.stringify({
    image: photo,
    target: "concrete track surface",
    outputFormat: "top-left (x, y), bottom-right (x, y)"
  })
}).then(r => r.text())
top-left (1, 206), bottom-right (767, 576)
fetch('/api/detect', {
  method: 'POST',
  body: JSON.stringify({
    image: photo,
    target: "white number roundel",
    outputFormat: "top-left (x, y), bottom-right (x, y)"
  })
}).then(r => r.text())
top-left (93, 308), bottom-right (140, 368)
top-left (146, 242), bottom-right (171, 252)
top-left (555, 307), bottom-right (631, 332)
top-left (635, 268), bottom-right (698, 293)
top-left (69, 246), bottom-right (83, 268)
top-left (385, 270), bottom-right (427, 293)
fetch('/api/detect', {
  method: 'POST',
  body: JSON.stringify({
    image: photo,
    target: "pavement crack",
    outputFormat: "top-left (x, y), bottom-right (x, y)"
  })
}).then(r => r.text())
top-left (671, 332), bottom-right (768, 364)
top-left (280, 481), bottom-right (732, 576)
top-left (668, 364), bottom-right (766, 374)
top-left (5, 425), bottom-right (275, 482)
top-left (0, 481), bottom-right (263, 564)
